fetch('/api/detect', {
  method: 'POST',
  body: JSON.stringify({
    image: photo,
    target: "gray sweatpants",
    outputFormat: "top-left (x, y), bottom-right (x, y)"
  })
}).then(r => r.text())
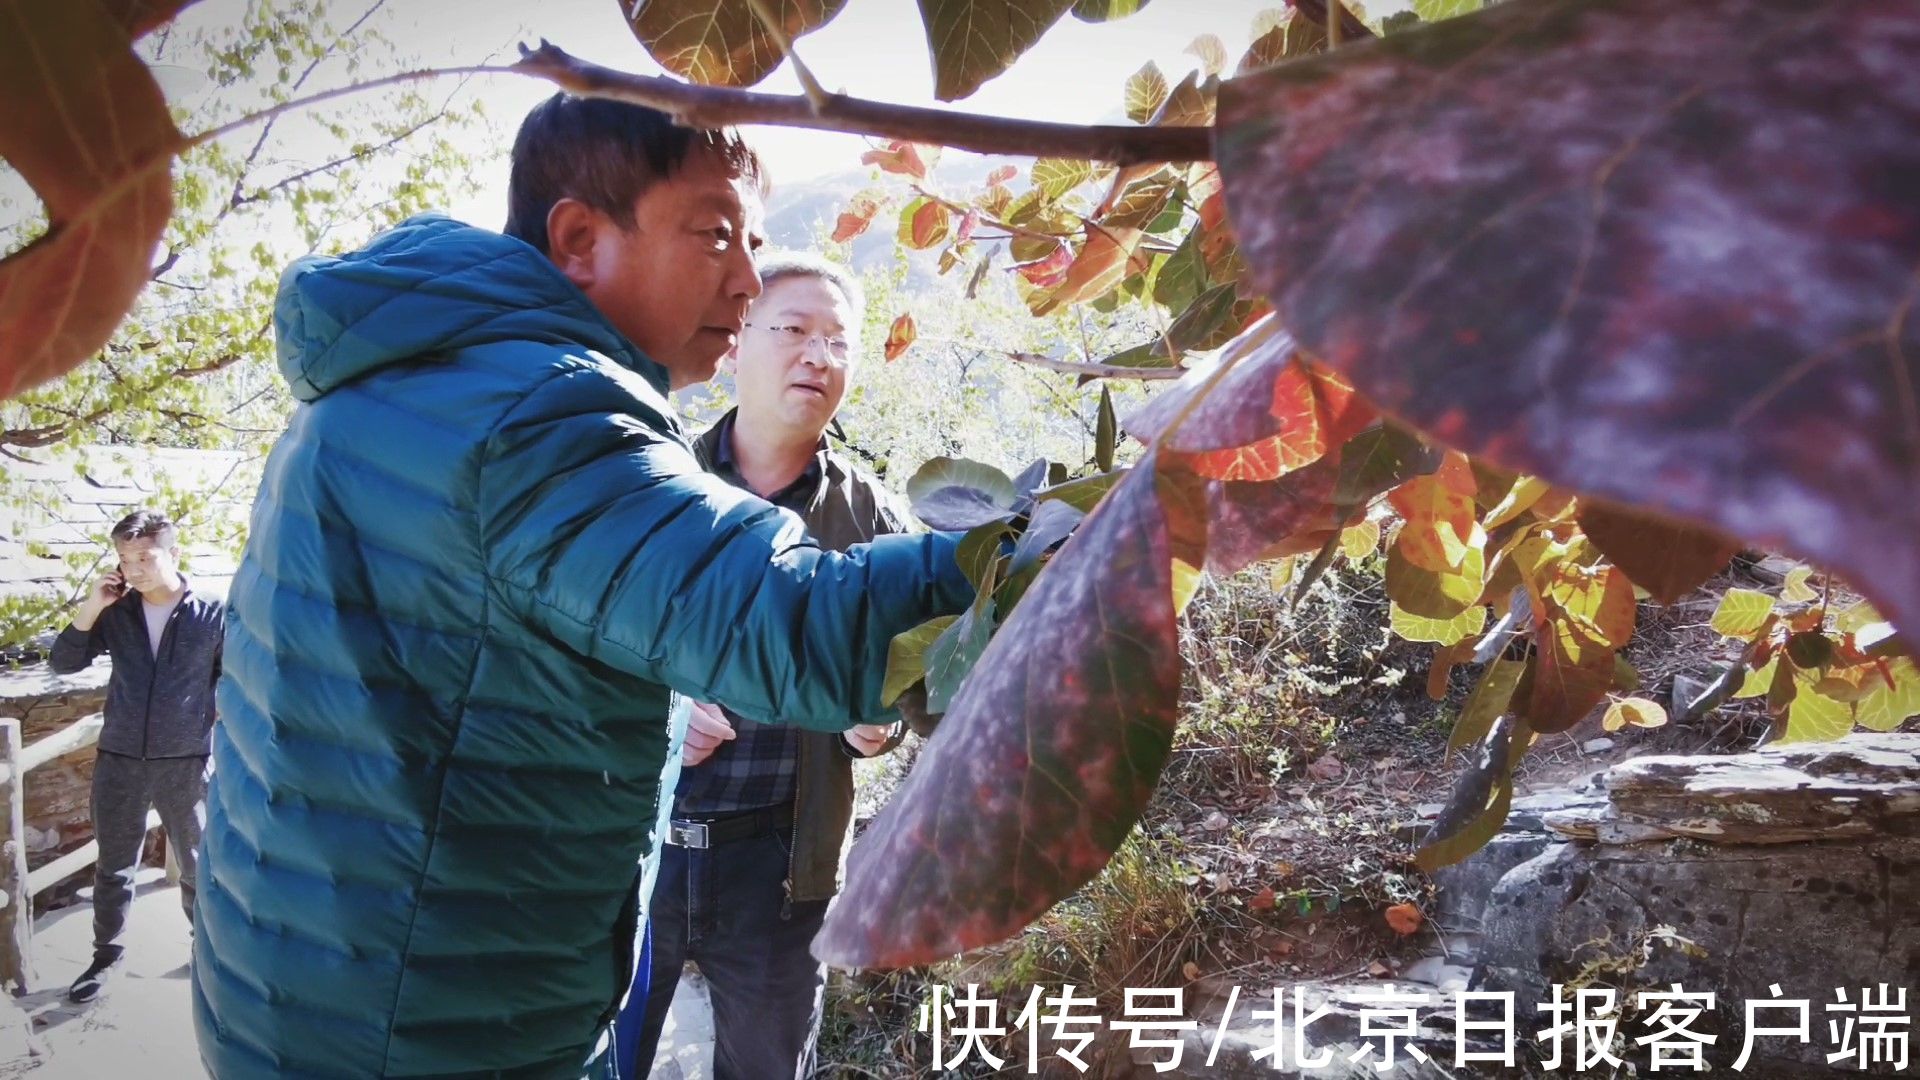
top-left (90, 751), bottom-right (205, 955)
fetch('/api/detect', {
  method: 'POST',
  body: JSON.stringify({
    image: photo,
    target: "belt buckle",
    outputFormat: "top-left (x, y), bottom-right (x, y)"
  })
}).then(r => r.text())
top-left (669, 821), bottom-right (709, 849)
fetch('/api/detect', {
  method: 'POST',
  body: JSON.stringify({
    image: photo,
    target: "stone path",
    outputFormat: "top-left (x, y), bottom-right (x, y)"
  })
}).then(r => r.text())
top-left (0, 880), bottom-right (716, 1078)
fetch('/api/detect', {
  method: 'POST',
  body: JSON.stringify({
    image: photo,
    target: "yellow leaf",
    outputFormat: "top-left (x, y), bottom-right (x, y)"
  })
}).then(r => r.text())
top-left (1172, 558), bottom-right (1203, 615)
top-left (1483, 475), bottom-right (1548, 529)
top-left (1386, 527), bottom-right (1486, 618)
top-left (1269, 556), bottom-right (1297, 594)
top-left (1340, 519), bottom-right (1380, 562)
top-left (1733, 656), bottom-right (1779, 699)
top-left (1710, 588), bottom-right (1774, 640)
top-left (1602, 697), bottom-right (1668, 733)
top-left (1780, 687), bottom-right (1854, 743)
top-left (1390, 601), bottom-right (1485, 646)
top-left (1836, 601), bottom-right (1885, 635)
top-left (1781, 566), bottom-right (1818, 603)
top-left (1855, 656), bottom-right (1920, 732)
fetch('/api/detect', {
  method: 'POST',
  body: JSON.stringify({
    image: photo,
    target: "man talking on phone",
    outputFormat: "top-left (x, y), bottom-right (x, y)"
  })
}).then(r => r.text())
top-left (47, 508), bottom-right (225, 1003)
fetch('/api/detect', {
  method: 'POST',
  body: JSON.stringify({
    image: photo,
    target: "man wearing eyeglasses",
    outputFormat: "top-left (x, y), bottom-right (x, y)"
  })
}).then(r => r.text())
top-left (621, 253), bottom-right (911, 1079)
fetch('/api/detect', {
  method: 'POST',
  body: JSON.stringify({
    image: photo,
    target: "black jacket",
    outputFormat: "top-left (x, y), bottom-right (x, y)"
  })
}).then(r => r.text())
top-left (48, 580), bottom-right (224, 758)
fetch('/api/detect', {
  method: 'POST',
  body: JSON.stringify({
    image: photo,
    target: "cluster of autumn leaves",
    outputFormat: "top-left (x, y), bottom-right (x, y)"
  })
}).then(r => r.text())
top-left (833, 17), bottom-right (1326, 375)
top-left (869, 314), bottom-right (1918, 880)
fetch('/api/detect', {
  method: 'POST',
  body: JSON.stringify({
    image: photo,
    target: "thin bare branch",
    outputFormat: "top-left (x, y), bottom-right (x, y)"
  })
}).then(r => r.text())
top-left (232, 109), bottom-right (448, 210)
top-left (1007, 351), bottom-right (1188, 381)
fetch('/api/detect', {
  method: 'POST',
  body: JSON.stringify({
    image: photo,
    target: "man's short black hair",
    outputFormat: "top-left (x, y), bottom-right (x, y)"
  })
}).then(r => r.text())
top-left (111, 508), bottom-right (176, 547)
top-left (503, 93), bottom-right (768, 256)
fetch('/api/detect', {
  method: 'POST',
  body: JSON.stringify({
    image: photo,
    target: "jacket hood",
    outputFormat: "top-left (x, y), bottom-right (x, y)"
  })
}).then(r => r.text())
top-left (273, 214), bottom-right (669, 401)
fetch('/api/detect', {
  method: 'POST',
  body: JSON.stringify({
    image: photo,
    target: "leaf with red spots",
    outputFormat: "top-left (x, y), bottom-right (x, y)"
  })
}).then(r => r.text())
top-left (1, 0), bottom-right (183, 398)
top-left (817, 451), bottom-right (1181, 967)
top-left (1216, 0), bottom-right (1920, 648)
top-left (884, 313), bottom-right (917, 362)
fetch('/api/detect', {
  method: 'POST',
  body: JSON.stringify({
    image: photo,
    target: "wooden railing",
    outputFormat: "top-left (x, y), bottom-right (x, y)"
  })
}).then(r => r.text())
top-left (0, 711), bottom-right (160, 993)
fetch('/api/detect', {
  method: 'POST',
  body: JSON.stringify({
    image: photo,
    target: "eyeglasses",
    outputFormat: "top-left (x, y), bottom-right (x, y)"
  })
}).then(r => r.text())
top-left (744, 322), bottom-right (853, 362)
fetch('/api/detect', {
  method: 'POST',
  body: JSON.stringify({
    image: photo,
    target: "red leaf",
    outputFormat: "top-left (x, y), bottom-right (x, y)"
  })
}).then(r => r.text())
top-left (1160, 450), bottom-right (1343, 577)
top-left (884, 313), bottom-right (916, 362)
top-left (0, 2), bottom-right (182, 398)
top-left (1012, 242), bottom-right (1073, 288)
top-left (817, 453), bottom-right (1181, 967)
top-left (986, 164), bottom-right (1018, 187)
top-left (956, 207), bottom-right (980, 243)
top-left (1127, 317), bottom-right (1376, 482)
top-left (1577, 500), bottom-right (1740, 605)
top-left (831, 196), bottom-right (880, 243)
top-left (1216, 0), bottom-right (1920, 647)
top-left (860, 139), bottom-right (932, 180)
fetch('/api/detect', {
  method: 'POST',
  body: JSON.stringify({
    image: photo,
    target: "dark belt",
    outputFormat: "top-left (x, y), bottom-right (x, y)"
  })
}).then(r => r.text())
top-left (665, 802), bottom-right (793, 850)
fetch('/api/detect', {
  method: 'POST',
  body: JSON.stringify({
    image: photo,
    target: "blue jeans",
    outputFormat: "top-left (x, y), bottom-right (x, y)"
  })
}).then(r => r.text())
top-left (620, 828), bottom-right (829, 1080)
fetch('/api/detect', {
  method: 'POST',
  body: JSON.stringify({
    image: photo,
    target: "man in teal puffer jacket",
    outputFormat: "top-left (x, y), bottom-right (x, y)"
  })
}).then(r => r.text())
top-left (191, 94), bottom-right (972, 1078)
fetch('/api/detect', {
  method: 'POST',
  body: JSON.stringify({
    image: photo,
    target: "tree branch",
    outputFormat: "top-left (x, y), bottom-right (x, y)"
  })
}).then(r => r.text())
top-left (231, 110), bottom-right (448, 210)
top-left (1007, 351), bottom-right (1187, 381)
top-left (511, 42), bottom-right (1213, 165)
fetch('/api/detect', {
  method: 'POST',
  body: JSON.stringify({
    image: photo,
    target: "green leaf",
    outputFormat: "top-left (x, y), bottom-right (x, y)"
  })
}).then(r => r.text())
top-left (1390, 601), bottom-right (1485, 646)
top-left (918, 0), bottom-right (1075, 100)
top-left (906, 457), bottom-right (1020, 530)
top-left (625, 0), bottom-right (850, 87)
top-left (1030, 157), bottom-right (1101, 201)
top-left (956, 521), bottom-right (1017, 589)
top-left (1100, 171), bottom-right (1179, 230)
top-left (1710, 588), bottom-right (1775, 640)
top-left (1450, 658), bottom-right (1524, 756)
top-left (923, 596), bottom-right (996, 713)
top-left (1009, 499), bottom-right (1083, 574)
top-left (1038, 469), bottom-right (1123, 514)
top-left (1412, 0), bottom-right (1483, 21)
top-left (1151, 226), bottom-right (1209, 313)
top-left (1095, 386), bottom-right (1117, 473)
top-left (1123, 60), bottom-right (1169, 124)
top-left (1072, 0), bottom-right (1150, 20)
top-left (882, 616), bottom-right (958, 706)
top-left (1332, 423), bottom-right (1442, 506)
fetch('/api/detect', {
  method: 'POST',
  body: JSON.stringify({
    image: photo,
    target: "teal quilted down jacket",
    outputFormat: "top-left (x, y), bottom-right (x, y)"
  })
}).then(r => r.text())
top-left (191, 215), bottom-right (970, 1078)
